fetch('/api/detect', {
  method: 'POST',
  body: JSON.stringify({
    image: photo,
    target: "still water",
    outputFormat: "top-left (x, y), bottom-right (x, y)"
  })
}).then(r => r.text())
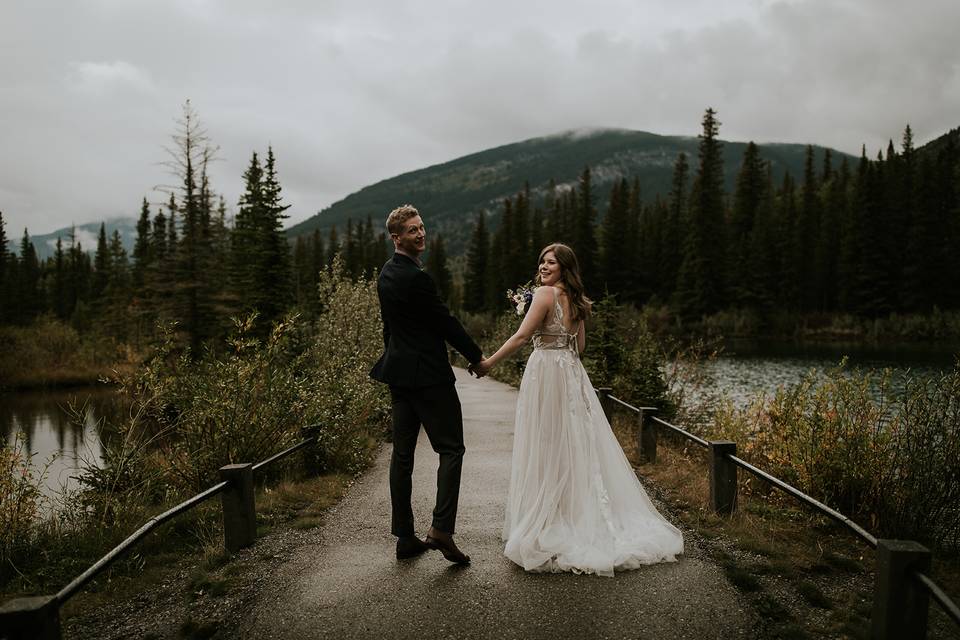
top-left (1, 386), bottom-right (125, 501)
top-left (702, 340), bottom-right (957, 408)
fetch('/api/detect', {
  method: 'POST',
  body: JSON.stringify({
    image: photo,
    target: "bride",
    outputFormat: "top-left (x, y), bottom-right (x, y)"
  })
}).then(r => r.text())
top-left (471, 243), bottom-right (683, 576)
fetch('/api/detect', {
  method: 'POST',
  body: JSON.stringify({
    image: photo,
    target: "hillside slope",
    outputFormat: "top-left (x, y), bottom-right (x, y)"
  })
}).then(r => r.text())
top-left (285, 128), bottom-right (851, 251)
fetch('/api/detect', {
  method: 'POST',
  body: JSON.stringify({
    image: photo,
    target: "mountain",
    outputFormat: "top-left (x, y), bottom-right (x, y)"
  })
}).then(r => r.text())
top-left (285, 128), bottom-right (854, 253)
top-left (5, 218), bottom-right (138, 260)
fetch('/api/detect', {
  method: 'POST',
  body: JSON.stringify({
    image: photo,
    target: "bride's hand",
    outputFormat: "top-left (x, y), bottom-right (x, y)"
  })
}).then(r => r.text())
top-left (471, 358), bottom-right (492, 378)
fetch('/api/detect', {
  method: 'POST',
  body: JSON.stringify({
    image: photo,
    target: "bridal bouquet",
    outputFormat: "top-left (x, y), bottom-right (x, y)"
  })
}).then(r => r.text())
top-left (506, 281), bottom-right (538, 316)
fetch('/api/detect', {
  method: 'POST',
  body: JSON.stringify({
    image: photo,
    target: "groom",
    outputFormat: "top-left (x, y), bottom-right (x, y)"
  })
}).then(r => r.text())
top-left (369, 204), bottom-right (484, 564)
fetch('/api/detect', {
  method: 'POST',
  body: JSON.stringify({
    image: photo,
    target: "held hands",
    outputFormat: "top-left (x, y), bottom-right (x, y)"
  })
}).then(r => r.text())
top-left (468, 357), bottom-right (492, 378)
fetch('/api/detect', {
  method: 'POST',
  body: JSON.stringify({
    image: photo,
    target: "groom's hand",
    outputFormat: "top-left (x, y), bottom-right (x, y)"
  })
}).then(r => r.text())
top-left (468, 359), bottom-right (484, 378)
top-left (469, 358), bottom-right (490, 378)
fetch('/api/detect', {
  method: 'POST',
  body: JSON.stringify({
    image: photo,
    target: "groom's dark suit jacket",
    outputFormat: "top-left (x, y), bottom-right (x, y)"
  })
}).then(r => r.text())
top-left (370, 252), bottom-right (482, 388)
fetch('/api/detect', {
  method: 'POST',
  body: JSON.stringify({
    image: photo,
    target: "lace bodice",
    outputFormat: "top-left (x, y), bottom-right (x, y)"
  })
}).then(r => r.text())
top-left (532, 288), bottom-right (579, 355)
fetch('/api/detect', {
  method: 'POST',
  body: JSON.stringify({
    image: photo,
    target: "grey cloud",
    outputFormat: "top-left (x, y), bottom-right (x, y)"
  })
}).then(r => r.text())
top-left (1, 0), bottom-right (957, 239)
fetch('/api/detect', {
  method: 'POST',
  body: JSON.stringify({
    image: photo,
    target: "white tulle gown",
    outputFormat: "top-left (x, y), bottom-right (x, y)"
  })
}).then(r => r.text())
top-left (502, 290), bottom-right (684, 576)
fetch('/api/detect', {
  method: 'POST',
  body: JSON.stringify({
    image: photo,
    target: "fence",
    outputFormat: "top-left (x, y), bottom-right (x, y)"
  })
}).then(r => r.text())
top-left (0, 435), bottom-right (319, 640)
top-left (595, 388), bottom-right (960, 640)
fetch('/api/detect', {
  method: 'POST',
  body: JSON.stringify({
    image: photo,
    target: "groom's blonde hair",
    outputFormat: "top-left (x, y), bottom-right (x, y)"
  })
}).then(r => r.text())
top-left (386, 204), bottom-right (420, 236)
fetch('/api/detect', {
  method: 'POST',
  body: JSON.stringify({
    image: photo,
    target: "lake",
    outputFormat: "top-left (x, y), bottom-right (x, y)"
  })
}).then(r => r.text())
top-left (1, 385), bottom-right (125, 504)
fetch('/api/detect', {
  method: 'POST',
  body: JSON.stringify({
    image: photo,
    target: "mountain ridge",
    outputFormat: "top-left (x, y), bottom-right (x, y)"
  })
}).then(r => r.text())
top-left (284, 127), bottom-right (854, 252)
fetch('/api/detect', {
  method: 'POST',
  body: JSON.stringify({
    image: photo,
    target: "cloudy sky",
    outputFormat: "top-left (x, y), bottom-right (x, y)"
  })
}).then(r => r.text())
top-left (2, 0), bottom-right (958, 238)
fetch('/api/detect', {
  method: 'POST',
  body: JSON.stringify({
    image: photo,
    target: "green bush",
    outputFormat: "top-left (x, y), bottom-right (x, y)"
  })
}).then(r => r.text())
top-left (0, 433), bottom-right (44, 566)
top-left (0, 259), bottom-right (391, 595)
top-left (708, 360), bottom-right (960, 550)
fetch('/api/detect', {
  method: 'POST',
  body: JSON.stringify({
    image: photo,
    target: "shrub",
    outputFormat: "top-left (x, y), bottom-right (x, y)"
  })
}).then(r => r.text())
top-left (0, 433), bottom-right (45, 565)
top-left (707, 360), bottom-right (960, 550)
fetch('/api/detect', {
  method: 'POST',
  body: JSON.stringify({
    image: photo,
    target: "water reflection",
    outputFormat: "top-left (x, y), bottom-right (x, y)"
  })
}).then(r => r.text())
top-left (0, 386), bottom-right (127, 500)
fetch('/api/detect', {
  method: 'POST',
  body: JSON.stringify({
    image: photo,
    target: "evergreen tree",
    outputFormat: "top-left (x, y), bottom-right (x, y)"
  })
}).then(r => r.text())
top-left (258, 146), bottom-right (292, 321)
top-left (797, 145), bottom-right (821, 311)
top-left (132, 197), bottom-right (152, 291)
top-left (17, 229), bottom-right (41, 322)
top-left (51, 236), bottom-right (68, 319)
top-left (728, 142), bottom-right (765, 306)
top-left (599, 177), bottom-right (631, 297)
top-left (544, 179), bottom-right (563, 242)
top-left (463, 210), bottom-right (489, 312)
top-left (92, 223), bottom-right (110, 301)
top-left (0, 212), bottom-right (8, 323)
top-left (660, 153), bottom-right (688, 301)
top-left (344, 218), bottom-right (360, 277)
top-left (326, 226), bottom-right (340, 266)
top-left (530, 205), bottom-right (545, 262)
top-left (232, 151), bottom-right (264, 311)
top-left (676, 108), bottom-right (726, 318)
top-left (572, 167), bottom-right (598, 293)
top-left (425, 234), bottom-right (452, 303)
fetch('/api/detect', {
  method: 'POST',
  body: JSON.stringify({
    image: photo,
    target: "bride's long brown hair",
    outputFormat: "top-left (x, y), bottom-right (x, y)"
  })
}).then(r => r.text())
top-left (534, 243), bottom-right (592, 321)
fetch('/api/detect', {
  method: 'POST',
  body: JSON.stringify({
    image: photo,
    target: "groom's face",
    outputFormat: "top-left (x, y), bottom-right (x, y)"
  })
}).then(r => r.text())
top-left (394, 214), bottom-right (426, 257)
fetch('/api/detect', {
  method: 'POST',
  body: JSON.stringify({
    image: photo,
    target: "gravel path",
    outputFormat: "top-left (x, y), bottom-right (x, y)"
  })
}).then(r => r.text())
top-left (66, 368), bottom-right (756, 639)
top-left (226, 369), bottom-right (754, 640)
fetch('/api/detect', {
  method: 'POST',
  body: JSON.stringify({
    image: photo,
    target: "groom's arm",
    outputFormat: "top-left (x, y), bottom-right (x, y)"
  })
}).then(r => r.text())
top-left (413, 270), bottom-right (482, 364)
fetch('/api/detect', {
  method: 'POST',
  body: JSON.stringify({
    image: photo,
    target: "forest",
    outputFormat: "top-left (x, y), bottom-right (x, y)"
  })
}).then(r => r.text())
top-left (1, 107), bottom-right (958, 362)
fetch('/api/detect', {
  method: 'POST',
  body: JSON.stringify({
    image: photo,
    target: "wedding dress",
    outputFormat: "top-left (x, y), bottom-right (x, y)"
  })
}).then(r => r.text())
top-left (502, 289), bottom-right (684, 576)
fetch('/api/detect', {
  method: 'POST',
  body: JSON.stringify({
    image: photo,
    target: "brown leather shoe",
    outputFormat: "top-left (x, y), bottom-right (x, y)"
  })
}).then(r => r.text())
top-left (396, 536), bottom-right (430, 560)
top-left (425, 533), bottom-right (470, 565)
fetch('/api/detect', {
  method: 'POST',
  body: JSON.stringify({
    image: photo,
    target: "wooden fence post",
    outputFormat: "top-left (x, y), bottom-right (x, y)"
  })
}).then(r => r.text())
top-left (709, 440), bottom-right (737, 515)
top-left (220, 463), bottom-right (256, 553)
top-left (597, 388), bottom-right (613, 424)
top-left (0, 595), bottom-right (61, 640)
top-left (638, 408), bottom-right (657, 464)
top-left (871, 539), bottom-right (930, 640)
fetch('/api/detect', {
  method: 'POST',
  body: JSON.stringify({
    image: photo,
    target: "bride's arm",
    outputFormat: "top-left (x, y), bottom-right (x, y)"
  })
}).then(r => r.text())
top-left (577, 319), bottom-right (586, 354)
top-left (482, 286), bottom-right (553, 370)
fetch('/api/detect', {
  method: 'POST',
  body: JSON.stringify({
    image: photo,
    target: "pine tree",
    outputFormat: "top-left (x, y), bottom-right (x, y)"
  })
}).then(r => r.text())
top-left (510, 186), bottom-right (531, 284)
top-left (132, 197), bottom-right (152, 291)
top-left (797, 145), bottom-right (821, 311)
top-left (17, 229), bottom-right (41, 322)
top-left (232, 152), bottom-right (264, 313)
top-left (530, 205), bottom-right (545, 262)
top-left (676, 108), bottom-right (726, 318)
top-left (572, 167), bottom-right (598, 293)
top-left (258, 146), bottom-right (292, 323)
top-left (93, 223), bottom-right (110, 301)
top-left (51, 236), bottom-right (68, 319)
top-left (660, 153), bottom-right (688, 301)
top-left (599, 177), bottom-right (630, 297)
top-left (425, 235), bottom-right (452, 303)
top-left (344, 218), bottom-right (360, 277)
top-left (0, 212), bottom-right (8, 323)
top-left (463, 210), bottom-right (489, 312)
top-left (728, 143), bottom-right (766, 306)
top-left (326, 226), bottom-right (340, 266)
top-left (544, 179), bottom-right (563, 242)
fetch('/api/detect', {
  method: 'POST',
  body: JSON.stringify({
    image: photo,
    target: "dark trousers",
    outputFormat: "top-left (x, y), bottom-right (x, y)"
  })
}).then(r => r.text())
top-left (389, 383), bottom-right (465, 537)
